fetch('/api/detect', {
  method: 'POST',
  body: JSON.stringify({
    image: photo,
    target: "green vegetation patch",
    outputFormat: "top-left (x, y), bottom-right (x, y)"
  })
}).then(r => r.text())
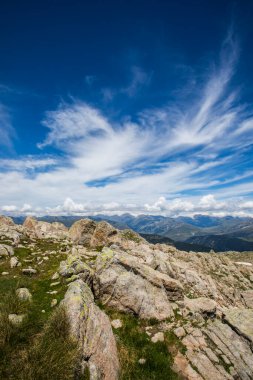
top-left (103, 307), bottom-right (180, 380)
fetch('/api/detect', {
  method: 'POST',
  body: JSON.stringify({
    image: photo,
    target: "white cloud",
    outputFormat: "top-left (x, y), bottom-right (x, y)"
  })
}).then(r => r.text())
top-left (2, 205), bottom-right (17, 212)
top-left (199, 194), bottom-right (226, 210)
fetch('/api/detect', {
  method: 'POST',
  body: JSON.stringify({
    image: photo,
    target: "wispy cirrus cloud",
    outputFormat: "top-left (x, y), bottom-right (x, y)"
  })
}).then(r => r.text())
top-left (0, 104), bottom-right (15, 150)
top-left (0, 30), bottom-right (253, 216)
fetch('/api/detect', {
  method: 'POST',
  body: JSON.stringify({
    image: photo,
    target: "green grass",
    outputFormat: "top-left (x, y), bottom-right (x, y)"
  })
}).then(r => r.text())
top-left (0, 299), bottom-right (83, 380)
top-left (103, 307), bottom-right (180, 380)
top-left (0, 238), bottom-right (77, 379)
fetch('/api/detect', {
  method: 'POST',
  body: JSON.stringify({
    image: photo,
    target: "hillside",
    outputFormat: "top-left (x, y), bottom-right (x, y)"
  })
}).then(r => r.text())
top-left (1, 215), bottom-right (253, 379)
top-left (140, 233), bottom-right (211, 252)
top-left (186, 234), bottom-right (253, 252)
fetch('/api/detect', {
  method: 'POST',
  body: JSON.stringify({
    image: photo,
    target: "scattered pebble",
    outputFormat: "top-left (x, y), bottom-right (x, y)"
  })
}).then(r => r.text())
top-left (111, 319), bottom-right (122, 329)
top-left (8, 313), bottom-right (26, 326)
top-left (174, 326), bottom-right (186, 338)
top-left (16, 288), bottom-right (32, 301)
top-left (50, 281), bottom-right (60, 287)
top-left (51, 272), bottom-right (59, 280)
top-left (51, 298), bottom-right (58, 307)
top-left (22, 268), bottom-right (37, 275)
top-left (138, 358), bottom-right (146, 365)
top-left (10, 256), bottom-right (19, 268)
top-left (151, 332), bottom-right (164, 343)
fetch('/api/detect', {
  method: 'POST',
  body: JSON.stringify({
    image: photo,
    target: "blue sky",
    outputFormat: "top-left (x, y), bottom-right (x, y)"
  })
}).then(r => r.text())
top-left (1, 0), bottom-right (253, 216)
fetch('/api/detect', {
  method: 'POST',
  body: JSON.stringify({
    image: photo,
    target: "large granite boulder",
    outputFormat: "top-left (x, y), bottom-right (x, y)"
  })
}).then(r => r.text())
top-left (62, 279), bottom-right (120, 380)
top-left (68, 219), bottom-right (96, 245)
top-left (90, 221), bottom-right (118, 248)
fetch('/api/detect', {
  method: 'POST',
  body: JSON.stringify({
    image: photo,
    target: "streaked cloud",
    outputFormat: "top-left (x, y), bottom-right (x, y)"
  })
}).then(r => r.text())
top-left (0, 104), bottom-right (15, 149)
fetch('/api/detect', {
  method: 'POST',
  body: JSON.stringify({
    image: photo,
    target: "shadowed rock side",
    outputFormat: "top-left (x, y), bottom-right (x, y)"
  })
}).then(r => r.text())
top-left (2, 215), bottom-right (253, 379)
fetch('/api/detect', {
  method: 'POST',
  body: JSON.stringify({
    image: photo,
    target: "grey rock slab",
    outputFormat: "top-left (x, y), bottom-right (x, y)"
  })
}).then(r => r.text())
top-left (62, 279), bottom-right (120, 380)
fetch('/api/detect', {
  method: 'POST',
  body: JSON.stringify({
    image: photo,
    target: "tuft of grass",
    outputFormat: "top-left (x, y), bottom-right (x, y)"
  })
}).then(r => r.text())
top-left (19, 307), bottom-right (80, 380)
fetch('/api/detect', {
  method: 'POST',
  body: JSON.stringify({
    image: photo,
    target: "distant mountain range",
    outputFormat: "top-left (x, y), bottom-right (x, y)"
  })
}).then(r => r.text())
top-left (12, 213), bottom-right (253, 252)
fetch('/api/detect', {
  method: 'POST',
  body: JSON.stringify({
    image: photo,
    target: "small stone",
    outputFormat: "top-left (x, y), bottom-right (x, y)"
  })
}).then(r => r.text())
top-left (22, 268), bottom-right (37, 275)
top-left (16, 288), bottom-right (32, 301)
top-left (138, 358), bottom-right (146, 364)
top-left (41, 309), bottom-right (46, 313)
top-left (111, 319), bottom-right (122, 329)
top-left (2, 271), bottom-right (9, 275)
top-left (10, 256), bottom-right (19, 268)
top-left (51, 298), bottom-right (58, 307)
top-left (50, 281), bottom-right (60, 287)
top-left (51, 272), bottom-right (59, 280)
top-left (174, 326), bottom-right (186, 338)
top-left (8, 313), bottom-right (26, 326)
top-left (151, 332), bottom-right (164, 343)
top-left (47, 290), bottom-right (58, 295)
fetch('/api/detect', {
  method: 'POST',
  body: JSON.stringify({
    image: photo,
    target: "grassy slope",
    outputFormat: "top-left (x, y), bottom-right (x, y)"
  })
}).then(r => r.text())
top-left (0, 238), bottom-right (84, 379)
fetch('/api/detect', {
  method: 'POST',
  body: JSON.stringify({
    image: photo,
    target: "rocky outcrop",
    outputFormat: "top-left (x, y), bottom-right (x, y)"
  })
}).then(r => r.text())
top-left (0, 216), bottom-right (23, 244)
top-left (0, 215), bottom-right (15, 226)
top-left (62, 279), bottom-right (120, 380)
top-left (23, 217), bottom-right (68, 240)
top-left (2, 214), bottom-right (253, 379)
top-left (93, 247), bottom-right (183, 320)
top-left (172, 318), bottom-right (253, 380)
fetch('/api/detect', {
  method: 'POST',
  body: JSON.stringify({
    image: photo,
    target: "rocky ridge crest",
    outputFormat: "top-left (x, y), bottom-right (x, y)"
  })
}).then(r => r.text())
top-left (1, 216), bottom-right (253, 379)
